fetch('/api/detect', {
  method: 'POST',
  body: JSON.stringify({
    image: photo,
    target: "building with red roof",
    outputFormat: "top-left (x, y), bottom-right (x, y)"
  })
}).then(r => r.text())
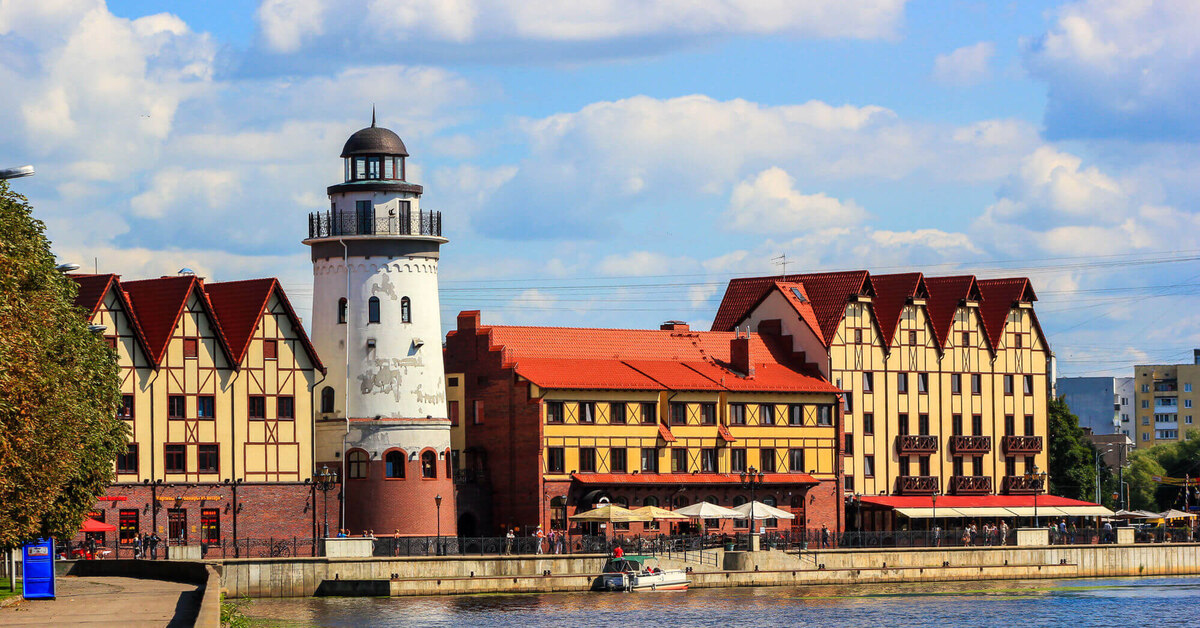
top-left (444, 311), bottom-right (845, 539)
top-left (69, 272), bottom-right (325, 555)
top-left (712, 270), bottom-right (1053, 529)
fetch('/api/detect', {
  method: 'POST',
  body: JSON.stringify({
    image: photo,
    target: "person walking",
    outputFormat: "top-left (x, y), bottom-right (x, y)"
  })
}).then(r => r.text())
top-left (149, 533), bottom-right (160, 560)
top-left (134, 534), bottom-right (143, 559)
top-left (820, 524), bottom-right (830, 549)
top-left (505, 528), bottom-right (515, 555)
top-left (1000, 521), bottom-right (1009, 546)
top-left (535, 525), bottom-right (545, 554)
top-left (548, 529), bottom-right (558, 555)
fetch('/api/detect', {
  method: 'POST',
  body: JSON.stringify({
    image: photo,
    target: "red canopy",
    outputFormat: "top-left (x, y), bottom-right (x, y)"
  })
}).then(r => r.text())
top-left (80, 517), bottom-right (117, 533)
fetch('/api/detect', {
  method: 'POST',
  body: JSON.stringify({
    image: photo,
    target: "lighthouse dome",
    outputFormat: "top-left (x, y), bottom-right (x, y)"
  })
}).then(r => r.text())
top-left (340, 124), bottom-right (408, 158)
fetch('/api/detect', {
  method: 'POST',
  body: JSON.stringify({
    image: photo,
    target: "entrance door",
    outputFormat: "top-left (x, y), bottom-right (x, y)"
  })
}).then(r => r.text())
top-left (168, 509), bottom-right (187, 544)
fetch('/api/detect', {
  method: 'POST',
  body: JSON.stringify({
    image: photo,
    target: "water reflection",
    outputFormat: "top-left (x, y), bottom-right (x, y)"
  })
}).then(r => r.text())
top-left (243, 577), bottom-right (1200, 627)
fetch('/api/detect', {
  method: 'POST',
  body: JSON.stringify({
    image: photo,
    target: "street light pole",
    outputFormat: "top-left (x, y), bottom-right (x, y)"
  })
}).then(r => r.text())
top-left (435, 494), bottom-right (443, 556)
top-left (740, 467), bottom-right (764, 551)
top-left (0, 165), bottom-right (34, 180)
top-left (314, 466), bottom-right (337, 539)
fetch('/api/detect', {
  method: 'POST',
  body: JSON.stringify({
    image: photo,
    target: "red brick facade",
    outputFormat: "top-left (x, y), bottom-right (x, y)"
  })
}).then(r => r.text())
top-left (322, 456), bottom-right (456, 536)
top-left (72, 482), bottom-right (316, 554)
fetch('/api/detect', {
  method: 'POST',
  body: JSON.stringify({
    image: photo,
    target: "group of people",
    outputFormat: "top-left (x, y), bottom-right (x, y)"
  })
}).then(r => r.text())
top-left (502, 525), bottom-right (567, 555)
top-left (932, 521), bottom-right (1010, 546)
top-left (334, 529), bottom-right (375, 538)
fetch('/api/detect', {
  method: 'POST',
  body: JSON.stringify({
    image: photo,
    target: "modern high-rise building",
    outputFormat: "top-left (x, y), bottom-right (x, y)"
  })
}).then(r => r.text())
top-left (1057, 376), bottom-right (1134, 437)
top-left (306, 114), bottom-right (456, 536)
top-left (1133, 352), bottom-right (1200, 447)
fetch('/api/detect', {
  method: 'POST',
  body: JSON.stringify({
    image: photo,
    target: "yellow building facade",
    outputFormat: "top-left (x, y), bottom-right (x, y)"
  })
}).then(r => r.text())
top-left (1134, 359), bottom-right (1200, 446)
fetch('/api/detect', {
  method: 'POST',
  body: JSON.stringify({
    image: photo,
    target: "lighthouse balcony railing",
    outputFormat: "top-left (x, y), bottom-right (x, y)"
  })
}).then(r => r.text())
top-left (308, 210), bottom-right (442, 238)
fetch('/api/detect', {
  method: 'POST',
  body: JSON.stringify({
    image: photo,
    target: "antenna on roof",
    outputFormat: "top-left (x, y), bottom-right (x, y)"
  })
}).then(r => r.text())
top-left (772, 254), bottom-right (790, 276)
top-left (371, 104), bottom-right (376, 127)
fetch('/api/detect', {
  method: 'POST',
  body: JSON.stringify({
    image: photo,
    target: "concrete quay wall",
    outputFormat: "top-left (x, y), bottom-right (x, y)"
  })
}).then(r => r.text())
top-left (217, 544), bottom-right (1200, 598)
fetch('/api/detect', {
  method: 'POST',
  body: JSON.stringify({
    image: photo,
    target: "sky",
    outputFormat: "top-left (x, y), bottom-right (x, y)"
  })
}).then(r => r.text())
top-left (3, 0), bottom-right (1200, 378)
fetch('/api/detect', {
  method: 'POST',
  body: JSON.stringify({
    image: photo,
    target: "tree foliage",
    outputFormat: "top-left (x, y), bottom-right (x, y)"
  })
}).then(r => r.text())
top-left (1125, 430), bottom-right (1200, 511)
top-left (0, 181), bottom-right (127, 546)
top-left (1047, 397), bottom-right (1098, 501)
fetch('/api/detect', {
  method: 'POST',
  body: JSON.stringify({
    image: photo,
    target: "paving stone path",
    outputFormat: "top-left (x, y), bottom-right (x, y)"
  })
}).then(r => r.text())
top-left (0, 575), bottom-right (201, 627)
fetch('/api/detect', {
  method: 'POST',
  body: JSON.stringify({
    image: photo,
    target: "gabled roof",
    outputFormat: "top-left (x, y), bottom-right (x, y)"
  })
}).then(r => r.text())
top-left (870, 273), bottom-right (927, 347)
top-left (713, 271), bottom-right (873, 343)
top-left (469, 319), bottom-right (838, 393)
top-left (771, 282), bottom-right (827, 346)
top-left (976, 278), bottom-right (1037, 350)
top-left (922, 275), bottom-right (981, 350)
top-left (122, 276), bottom-right (234, 367)
top-left (204, 278), bottom-right (324, 373)
top-left (71, 273), bottom-right (153, 365)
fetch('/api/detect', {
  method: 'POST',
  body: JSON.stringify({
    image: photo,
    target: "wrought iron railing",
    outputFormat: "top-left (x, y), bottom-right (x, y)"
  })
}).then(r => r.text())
top-left (950, 475), bottom-right (993, 495)
top-left (308, 209), bottom-right (442, 238)
top-left (1002, 435), bottom-right (1044, 454)
top-left (897, 475), bottom-right (940, 494)
top-left (896, 434), bottom-right (938, 454)
top-left (949, 435), bottom-right (992, 454)
top-left (1002, 474), bottom-right (1045, 494)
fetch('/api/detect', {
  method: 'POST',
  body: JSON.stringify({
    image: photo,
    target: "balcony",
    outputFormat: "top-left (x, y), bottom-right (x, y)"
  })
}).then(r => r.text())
top-left (896, 434), bottom-right (938, 454)
top-left (896, 475), bottom-right (939, 494)
top-left (950, 475), bottom-right (993, 495)
top-left (949, 435), bottom-right (992, 454)
top-left (308, 209), bottom-right (442, 239)
top-left (1002, 475), bottom-right (1045, 494)
top-left (1002, 435), bottom-right (1043, 454)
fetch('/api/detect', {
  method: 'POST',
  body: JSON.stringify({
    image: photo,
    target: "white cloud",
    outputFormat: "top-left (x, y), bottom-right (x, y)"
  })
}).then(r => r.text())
top-left (1024, 0), bottom-right (1200, 139)
top-left (129, 168), bottom-right (242, 219)
top-left (727, 167), bottom-right (867, 233)
top-left (596, 251), bottom-right (695, 276)
top-left (255, 0), bottom-right (909, 55)
top-left (932, 41), bottom-right (994, 85)
top-left (868, 229), bottom-right (979, 253)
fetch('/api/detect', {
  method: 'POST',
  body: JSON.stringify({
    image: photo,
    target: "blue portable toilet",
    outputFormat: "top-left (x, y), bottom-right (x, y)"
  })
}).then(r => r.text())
top-left (22, 539), bottom-right (55, 600)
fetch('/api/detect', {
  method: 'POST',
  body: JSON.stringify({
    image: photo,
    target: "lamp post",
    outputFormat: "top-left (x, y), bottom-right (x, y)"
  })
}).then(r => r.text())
top-left (1030, 465), bottom-right (1046, 528)
top-left (314, 466), bottom-right (338, 539)
top-left (435, 494), bottom-right (443, 556)
top-left (0, 165), bottom-right (34, 180)
top-left (740, 466), bottom-right (765, 551)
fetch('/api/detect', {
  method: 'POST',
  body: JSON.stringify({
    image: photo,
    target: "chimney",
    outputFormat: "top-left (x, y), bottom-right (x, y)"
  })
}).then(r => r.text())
top-left (731, 331), bottom-right (754, 377)
top-left (661, 320), bottom-right (689, 331)
top-left (458, 310), bottom-right (481, 332)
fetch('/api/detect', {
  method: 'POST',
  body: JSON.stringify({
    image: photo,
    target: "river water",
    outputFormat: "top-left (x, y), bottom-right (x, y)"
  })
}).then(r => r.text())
top-left (242, 576), bottom-right (1200, 627)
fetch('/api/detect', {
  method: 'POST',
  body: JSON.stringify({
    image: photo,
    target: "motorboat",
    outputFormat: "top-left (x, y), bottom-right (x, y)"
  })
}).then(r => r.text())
top-left (596, 555), bottom-right (689, 592)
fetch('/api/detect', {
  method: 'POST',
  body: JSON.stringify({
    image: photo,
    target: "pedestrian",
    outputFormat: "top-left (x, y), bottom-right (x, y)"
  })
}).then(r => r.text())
top-left (535, 525), bottom-right (545, 554)
top-left (87, 536), bottom-right (98, 560)
top-left (149, 533), bottom-right (160, 560)
top-left (820, 524), bottom-right (830, 549)
top-left (548, 529), bottom-right (558, 555)
top-left (1000, 521), bottom-right (1009, 546)
top-left (505, 527), bottom-right (515, 555)
top-left (556, 529), bottom-right (565, 555)
top-left (393, 529), bottom-right (402, 556)
top-left (934, 525), bottom-right (942, 547)
top-left (1103, 520), bottom-right (1113, 544)
top-left (134, 534), bottom-right (143, 559)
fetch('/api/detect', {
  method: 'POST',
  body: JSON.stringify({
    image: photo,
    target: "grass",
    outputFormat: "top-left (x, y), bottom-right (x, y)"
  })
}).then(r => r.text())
top-left (0, 577), bottom-right (21, 602)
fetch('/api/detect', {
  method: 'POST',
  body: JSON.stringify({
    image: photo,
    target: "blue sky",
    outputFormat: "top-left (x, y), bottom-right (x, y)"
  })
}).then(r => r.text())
top-left (3, 0), bottom-right (1200, 377)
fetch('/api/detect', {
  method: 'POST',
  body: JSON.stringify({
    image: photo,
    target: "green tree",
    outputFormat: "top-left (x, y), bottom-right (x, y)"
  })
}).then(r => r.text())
top-left (1125, 429), bottom-right (1200, 511)
top-left (0, 181), bottom-right (127, 546)
top-left (1047, 397), bottom-right (1098, 501)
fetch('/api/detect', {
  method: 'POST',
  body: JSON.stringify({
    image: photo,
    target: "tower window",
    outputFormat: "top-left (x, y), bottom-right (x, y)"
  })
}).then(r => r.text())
top-left (401, 297), bottom-right (411, 323)
top-left (367, 156), bottom-right (381, 179)
top-left (348, 450), bottom-right (368, 479)
top-left (385, 450), bottom-right (405, 479)
top-left (384, 157), bottom-right (394, 179)
top-left (338, 298), bottom-right (347, 324)
top-left (421, 451), bottom-right (437, 479)
top-left (320, 387), bottom-right (334, 413)
top-left (368, 296), bottom-right (380, 323)
top-left (355, 157), bottom-right (366, 180)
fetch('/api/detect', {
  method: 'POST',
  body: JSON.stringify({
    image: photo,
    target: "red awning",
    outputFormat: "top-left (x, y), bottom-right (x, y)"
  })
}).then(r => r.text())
top-left (80, 517), bottom-right (117, 533)
top-left (859, 495), bottom-right (1104, 509)
top-left (657, 423), bottom-right (677, 442)
top-left (572, 472), bottom-right (818, 486)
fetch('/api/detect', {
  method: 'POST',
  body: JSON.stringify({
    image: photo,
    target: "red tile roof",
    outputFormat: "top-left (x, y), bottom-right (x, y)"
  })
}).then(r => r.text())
top-left (922, 275), bottom-right (980, 349)
top-left (72, 274), bottom-right (116, 316)
top-left (860, 494), bottom-right (1101, 509)
top-left (772, 282), bottom-right (826, 345)
top-left (976, 277), bottom-right (1036, 350)
top-left (122, 276), bottom-right (223, 366)
top-left (479, 322), bottom-right (839, 393)
top-left (204, 278), bottom-right (324, 372)
top-left (711, 271), bottom-right (873, 344)
top-left (870, 273), bottom-right (926, 347)
top-left (571, 472), bottom-right (818, 485)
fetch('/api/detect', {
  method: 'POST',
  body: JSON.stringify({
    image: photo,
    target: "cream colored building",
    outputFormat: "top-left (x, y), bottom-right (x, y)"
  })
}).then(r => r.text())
top-left (1134, 355), bottom-right (1200, 446)
top-left (713, 272), bottom-right (1050, 503)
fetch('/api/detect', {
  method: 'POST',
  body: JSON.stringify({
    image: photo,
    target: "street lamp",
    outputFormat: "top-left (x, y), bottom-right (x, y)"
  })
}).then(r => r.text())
top-left (0, 165), bottom-right (34, 180)
top-left (740, 466), bottom-right (765, 550)
top-left (1029, 465), bottom-right (1046, 527)
top-left (314, 466), bottom-right (338, 539)
top-left (435, 494), bottom-right (443, 556)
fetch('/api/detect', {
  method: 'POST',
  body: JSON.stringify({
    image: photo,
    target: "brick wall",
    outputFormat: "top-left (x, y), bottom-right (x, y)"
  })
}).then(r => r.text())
top-left (331, 458), bottom-right (456, 536)
top-left (74, 482), bottom-right (316, 549)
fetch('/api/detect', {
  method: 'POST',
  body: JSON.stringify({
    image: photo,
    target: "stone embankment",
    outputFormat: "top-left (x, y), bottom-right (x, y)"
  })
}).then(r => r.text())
top-left (216, 543), bottom-right (1200, 598)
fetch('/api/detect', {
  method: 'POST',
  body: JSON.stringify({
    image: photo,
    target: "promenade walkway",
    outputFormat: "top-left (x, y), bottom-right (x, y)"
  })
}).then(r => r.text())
top-left (0, 575), bottom-right (202, 627)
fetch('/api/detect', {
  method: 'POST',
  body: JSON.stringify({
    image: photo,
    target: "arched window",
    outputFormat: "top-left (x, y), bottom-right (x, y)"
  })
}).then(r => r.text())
top-left (320, 387), bottom-right (334, 413)
top-left (614, 496), bottom-right (629, 508)
top-left (385, 450), bottom-right (405, 479)
top-left (421, 451), bottom-right (437, 478)
top-left (337, 298), bottom-right (347, 324)
top-left (348, 450), bottom-right (368, 479)
top-left (368, 296), bottom-right (380, 323)
top-left (401, 297), bottom-right (411, 323)
top-left (550, 496), bottom-right (567, 530)
top-left (672, 495), bottom-right (688, 509)
top-left (642, 496), bottom-right (659, 507)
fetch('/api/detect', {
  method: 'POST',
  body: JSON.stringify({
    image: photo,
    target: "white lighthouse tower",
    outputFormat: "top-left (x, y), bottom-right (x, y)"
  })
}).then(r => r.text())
top-left (307, 112), bottom-right (455, 536)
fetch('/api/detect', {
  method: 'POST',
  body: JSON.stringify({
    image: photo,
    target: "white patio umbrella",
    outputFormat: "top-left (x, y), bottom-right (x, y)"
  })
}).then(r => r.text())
top-left (733, 501), bottom-right (796, 520)
top-left (674, 502), bottom-right (744, 519)
top-left (1158, 509), bottom-right (1198, 520)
